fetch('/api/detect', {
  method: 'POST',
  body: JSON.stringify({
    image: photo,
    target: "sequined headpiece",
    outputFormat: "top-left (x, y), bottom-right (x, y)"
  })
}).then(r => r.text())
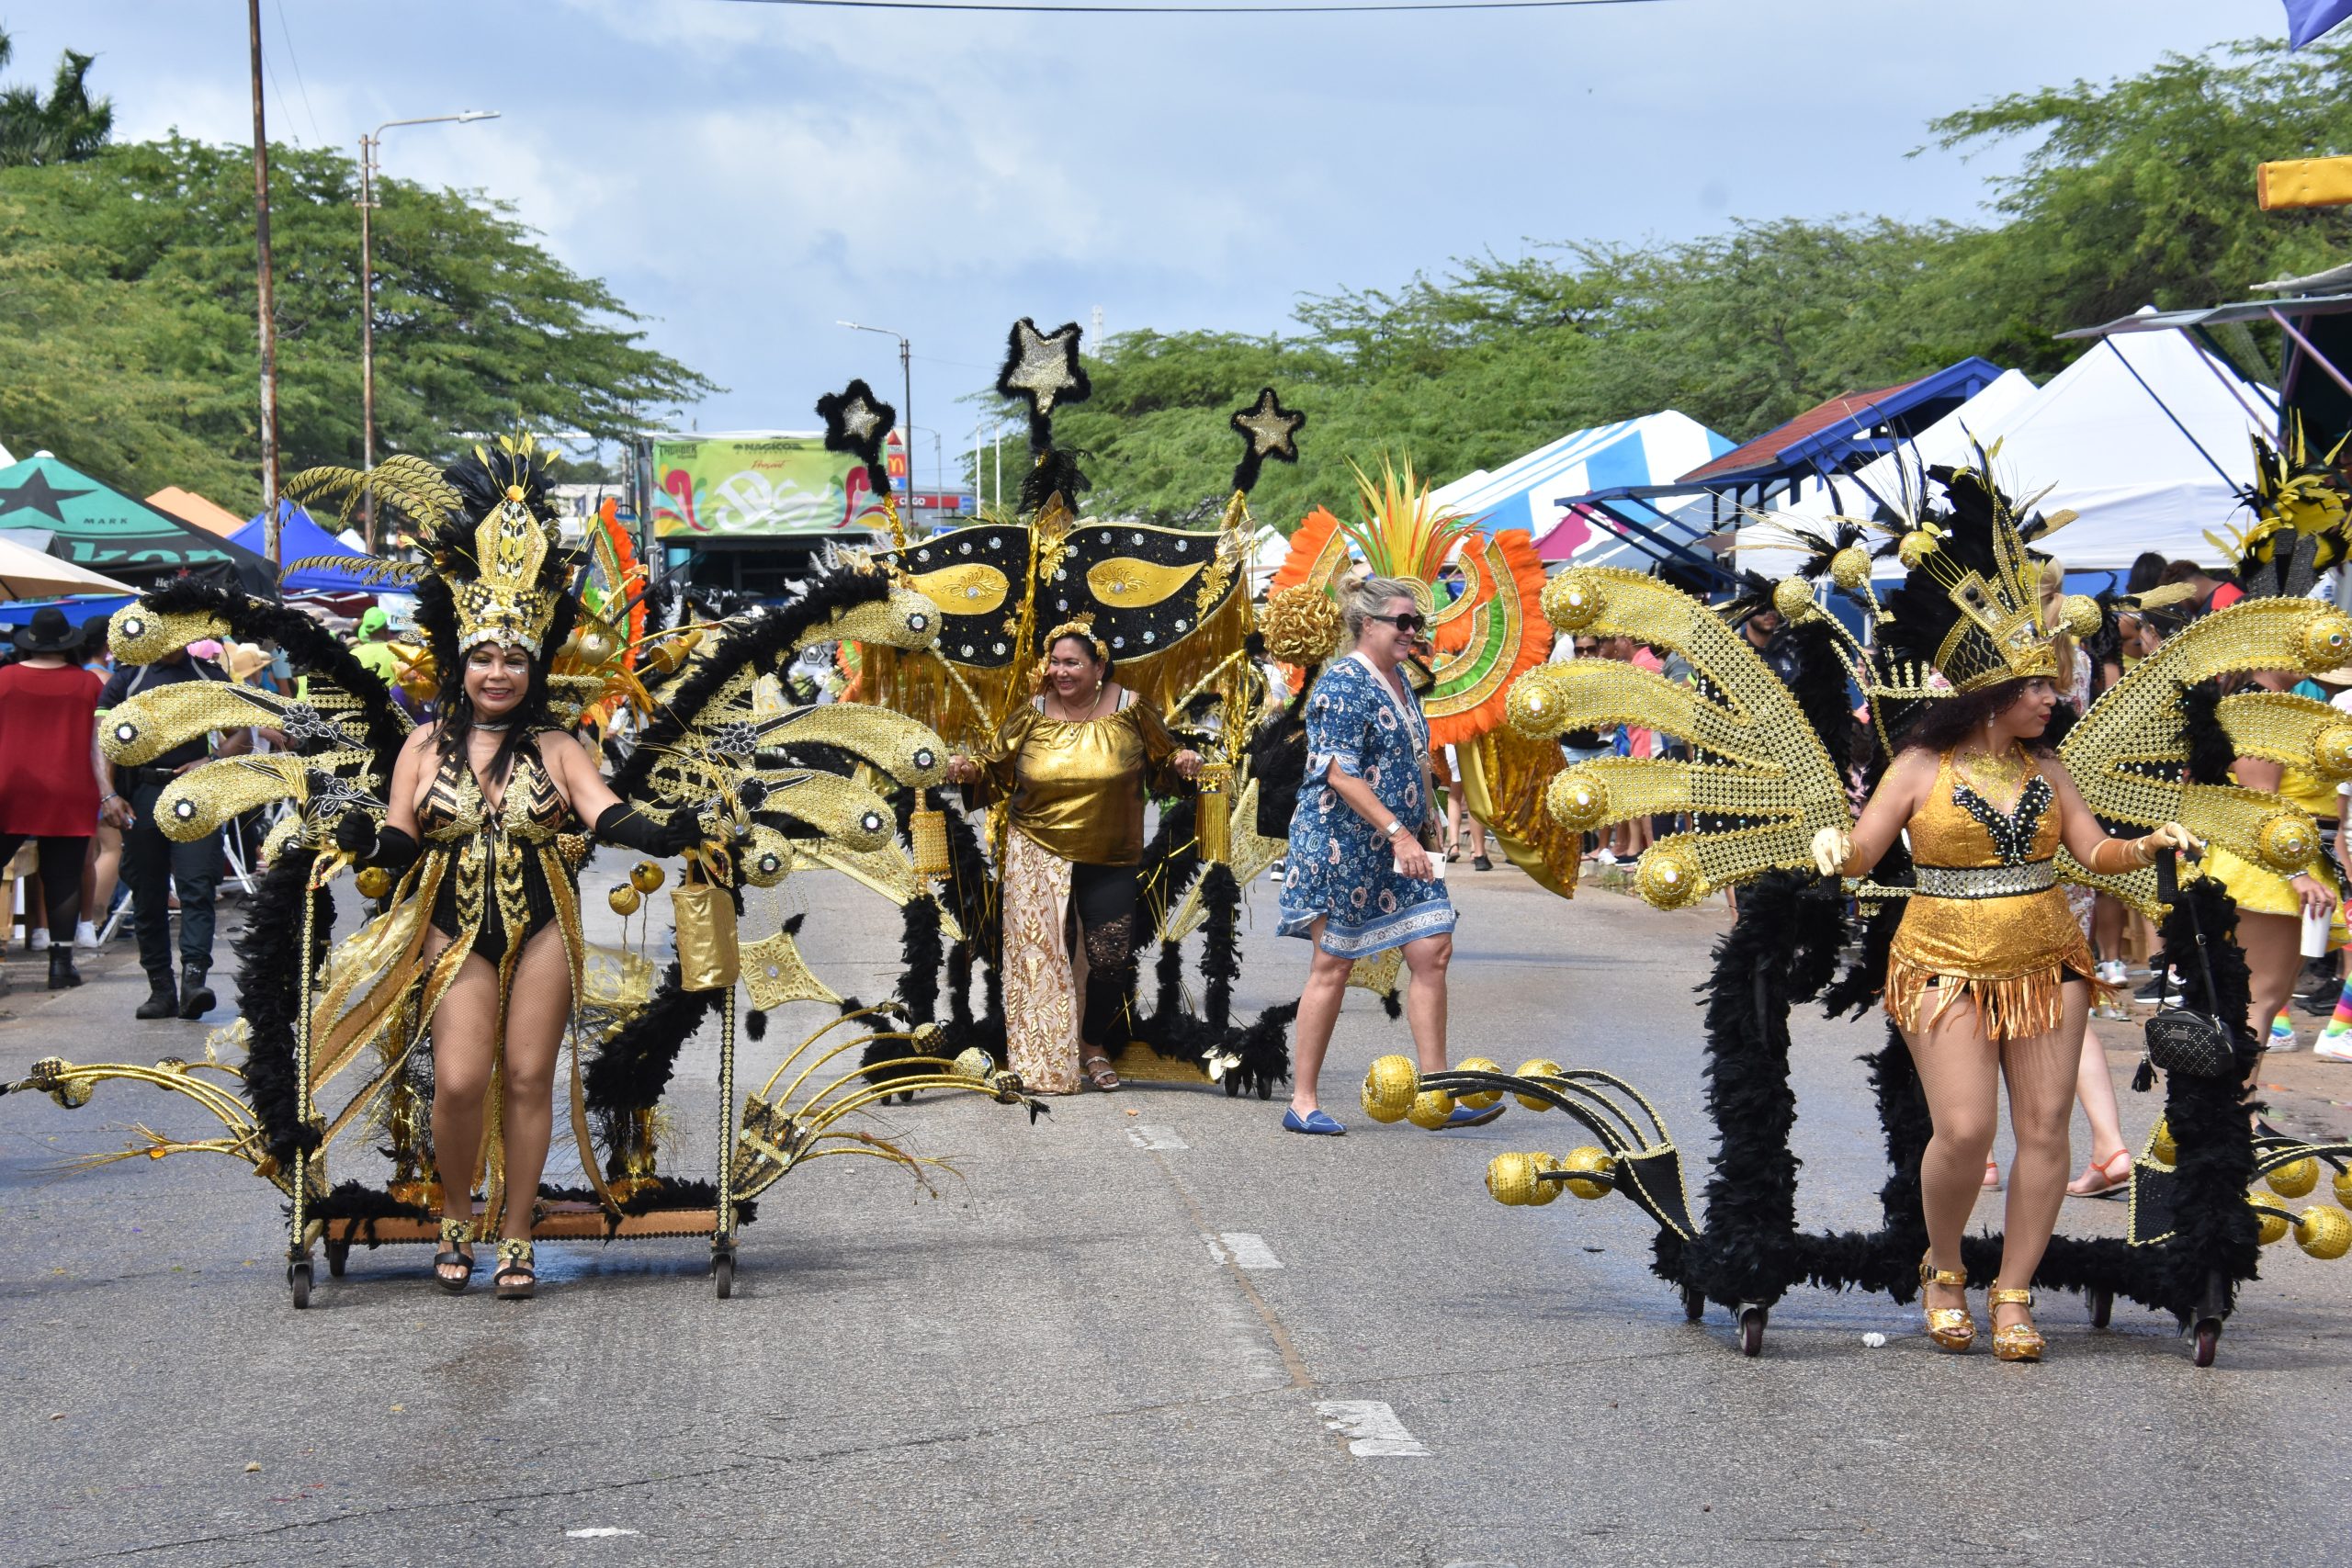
top-left (1041, 614), bottom-right (1110, 664)
top-left (1878, 462), bottom-right (2064, 697)
top-left (454, 483), bottom-right (561, 656)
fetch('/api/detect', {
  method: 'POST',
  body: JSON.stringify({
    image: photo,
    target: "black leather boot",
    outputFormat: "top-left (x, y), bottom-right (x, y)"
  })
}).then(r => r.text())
top-left (178, 965), bottom-right (217, 1020)
top-left (134, 976), bottom-right (179, 1020)
top-left (47, 948), bottom-right (82, 990)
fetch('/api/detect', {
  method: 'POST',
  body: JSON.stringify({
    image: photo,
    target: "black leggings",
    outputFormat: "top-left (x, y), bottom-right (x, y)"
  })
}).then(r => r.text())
top-left (1071, 862), bottom-right (1139, 1046)
top-left (0, 833), bottom-right (87, 939)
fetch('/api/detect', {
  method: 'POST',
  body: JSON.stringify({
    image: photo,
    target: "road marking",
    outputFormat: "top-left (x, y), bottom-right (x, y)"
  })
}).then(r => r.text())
top-left (1206, 1232), bottom-right (1283, 1269)
top-left (564, 1528), bottom-right (640, 1538)
top-left (1314, 1399), bottom-right (1431, 1457)
top-left (1128, 1124), bottom-right (1188, 1150)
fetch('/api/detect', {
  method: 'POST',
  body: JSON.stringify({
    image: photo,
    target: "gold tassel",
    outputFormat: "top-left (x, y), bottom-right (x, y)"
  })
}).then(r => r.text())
top-left (1195, 761), bottom-right (1233, 865)
top-left (1883, 952), bottom-right (2075, 1042)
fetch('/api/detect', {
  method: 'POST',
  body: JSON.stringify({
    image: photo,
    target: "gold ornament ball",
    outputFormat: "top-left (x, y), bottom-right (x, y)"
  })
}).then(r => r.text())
top-left (2252, 1192), bottom-right (2290, 1247)
top-left (1560, 1145), bottom-right (1616, 1201)
top-left (1635, 845), bottom-right (1702, 909)
top-left (2061, 593), bottom-right (2104, 640)
top-left (2294, 1204), bottom-right (2351, 1259)
top-left (1771, 577), bottom-right (1816, 623)
top-left (952, 1046), bottom-right (995, 1080)
top-left (1406, 1088), bottom-right (1458, 1130)
top-left (2299, 610), bottom-right (2352, 673)
top-left (1512, 1058), bottom-right (1563, 1112)
top-left (2151, 1119), bottom-right (2177, 1166)
top-left (1361, 1054), bottom-right (1421, 1123)
top-left (1546, 769), bottom-right (1610, 833)
top-left (1896, 531), bottom-right (1939, 570)
top-left (2268, 1156), bottom-right (2321, 1199)
top-left (1485, 1151), bottom-right (1546, 1208)
top-left (630, 862), bottom-right (666, 893)
top-left (1453, 1057), bottom-right (1504, 1111)
top-left (2335, 1168), bottom-right (2352, 1211)
top-left (1542, 570), bottom-right (1604, 632)
top-left (607, 885), bottom-right (641, 917)
top-left (1262, 585), bottom-right (1344, 668)
top-left (2256, 808), bottom-right (2320, 874)
top-left (1828, 546), bottom-right (1872, 592)
top-left (2312, 724), bottom-right (2352, 782)
top-left (1507, 669), bottom-right (1571, 740)
top-left (355, 866), bottom-right (394, 901)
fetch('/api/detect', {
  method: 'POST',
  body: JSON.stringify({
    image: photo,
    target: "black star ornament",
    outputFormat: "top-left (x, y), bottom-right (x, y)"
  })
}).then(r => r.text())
top-left (1229, 387), bottom-right (1306, 494)
top-left (0, 468), bottom-right (94, 522)
top-left (816, 378), bottom-right (896, 477)
top-left (996, 318), bottom-right (1091, 428)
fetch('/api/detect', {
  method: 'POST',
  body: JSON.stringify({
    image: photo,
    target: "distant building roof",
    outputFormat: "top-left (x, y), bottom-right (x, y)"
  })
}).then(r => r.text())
top-left (1676, 357), bottom-right (2007, 488)
top-left (1679, 380), bottom-right (1927, 484)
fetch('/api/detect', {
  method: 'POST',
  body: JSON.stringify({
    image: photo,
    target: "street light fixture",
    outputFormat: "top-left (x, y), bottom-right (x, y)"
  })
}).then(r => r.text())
top-left (359, 109), bottom-right (500, 551)
top-left (839, 321), bottom-right (912, 518)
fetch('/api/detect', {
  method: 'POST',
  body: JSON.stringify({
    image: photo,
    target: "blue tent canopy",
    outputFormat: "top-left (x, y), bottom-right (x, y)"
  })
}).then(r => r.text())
top-left (232, 502), bottom-right (385, 594)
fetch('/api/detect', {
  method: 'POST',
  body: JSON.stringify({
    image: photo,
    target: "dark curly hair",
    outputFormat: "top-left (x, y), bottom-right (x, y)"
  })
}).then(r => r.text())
top-left (1897, 676), bottom-right (2060, 757)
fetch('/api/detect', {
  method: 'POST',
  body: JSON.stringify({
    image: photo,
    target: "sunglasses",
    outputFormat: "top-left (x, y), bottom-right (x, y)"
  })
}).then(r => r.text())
top-left (1367, 612), bottom-right (1427, 633)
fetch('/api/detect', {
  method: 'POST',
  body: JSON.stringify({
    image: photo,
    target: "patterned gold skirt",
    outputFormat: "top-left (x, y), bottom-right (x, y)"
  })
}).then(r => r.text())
top-left (1885, 884), bottom-right (2098, 1043)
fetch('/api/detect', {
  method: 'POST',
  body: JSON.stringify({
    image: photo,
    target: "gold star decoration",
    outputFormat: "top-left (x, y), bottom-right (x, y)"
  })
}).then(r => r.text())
top-left (1227, 387), bottom-right (1305, 494)
top-left (996, 319), bottom-right (1091, 423)
top-left (817, 378), bottom-right (896, 470)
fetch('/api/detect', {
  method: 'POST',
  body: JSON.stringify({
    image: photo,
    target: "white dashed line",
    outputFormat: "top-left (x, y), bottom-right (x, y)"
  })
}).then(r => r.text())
top-left (1206, 1232), bottom-right (1283, 1269)
top-left (1314, 1399), bottom-right (1431, 1457)
top-left (1128, 1124), bottom-right (1188, 1150)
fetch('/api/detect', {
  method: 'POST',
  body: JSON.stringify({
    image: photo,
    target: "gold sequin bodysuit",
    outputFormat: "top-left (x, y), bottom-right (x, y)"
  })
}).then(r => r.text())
top-left (1884, 750), bottom-right (2097, 1043)
top-left (419, 739), bottom-right (580, 964)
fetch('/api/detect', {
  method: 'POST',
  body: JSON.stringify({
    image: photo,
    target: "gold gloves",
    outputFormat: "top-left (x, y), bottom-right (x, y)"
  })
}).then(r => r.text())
top-left (1811, 825), bottom-right (1856, 878)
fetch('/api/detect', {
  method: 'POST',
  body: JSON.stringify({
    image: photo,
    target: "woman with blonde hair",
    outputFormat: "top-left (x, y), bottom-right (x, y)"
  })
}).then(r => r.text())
top-left (1276, 573), bottom-right (1470, 1134)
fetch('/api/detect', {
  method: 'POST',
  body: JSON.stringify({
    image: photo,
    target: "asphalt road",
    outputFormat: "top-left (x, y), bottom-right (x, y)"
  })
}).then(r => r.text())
top-left (4, 861), bottom-right (2349, 1568)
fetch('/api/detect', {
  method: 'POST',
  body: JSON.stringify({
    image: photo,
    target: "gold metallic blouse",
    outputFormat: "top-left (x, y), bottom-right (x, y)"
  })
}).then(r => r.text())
top-left (1884, 749), bottom-right (2096, 1043)
top-left (970, 692), bottom-right (1183, 866)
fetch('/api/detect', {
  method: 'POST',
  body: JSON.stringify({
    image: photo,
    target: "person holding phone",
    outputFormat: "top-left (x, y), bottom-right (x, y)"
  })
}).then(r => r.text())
top-left (1276, 573), bottom-right (1473, 1134)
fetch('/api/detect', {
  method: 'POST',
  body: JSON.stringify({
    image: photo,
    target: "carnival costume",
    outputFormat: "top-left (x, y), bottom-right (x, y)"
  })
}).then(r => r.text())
top-left (842, 321), bottom-right (1310, 1096)
top-left (964, 650), bottom-right (1190, 1094)
top-left (1363, 454), bottom-right (2352, 1363)
top-left (4, 434), bottom-right (1042, 1306)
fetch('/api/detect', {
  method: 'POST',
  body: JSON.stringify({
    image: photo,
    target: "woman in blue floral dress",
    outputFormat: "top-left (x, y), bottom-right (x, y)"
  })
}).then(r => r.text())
top-left (1277, 575), bottom-right (1475, 1134)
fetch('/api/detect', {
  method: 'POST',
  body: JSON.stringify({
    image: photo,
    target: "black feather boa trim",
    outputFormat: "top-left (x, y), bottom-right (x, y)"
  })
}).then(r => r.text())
top-left (582, 960), bottom-right (723, 1163)
top-left (2178, 680), bottom-right (2235, 788)
top-left (137, 581), bottom-right (407, 773)
top-left (236, 847), bottom-right (333, 1163)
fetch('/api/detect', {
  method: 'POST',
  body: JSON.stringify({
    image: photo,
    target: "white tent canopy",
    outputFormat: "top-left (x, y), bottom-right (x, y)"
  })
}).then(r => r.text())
top-left (1430, 411), bottom-right (1732, 566)
top-left (1830, 318), bottom-right (2278, 571)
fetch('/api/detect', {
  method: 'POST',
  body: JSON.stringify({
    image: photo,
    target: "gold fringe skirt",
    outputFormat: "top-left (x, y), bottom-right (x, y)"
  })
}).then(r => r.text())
top-left (1885, 886), bottom-right (2099, 1043)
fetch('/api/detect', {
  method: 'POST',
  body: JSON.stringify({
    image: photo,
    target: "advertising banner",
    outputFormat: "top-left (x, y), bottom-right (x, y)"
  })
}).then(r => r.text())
top-left (651, 434), bottom-right (897, 537)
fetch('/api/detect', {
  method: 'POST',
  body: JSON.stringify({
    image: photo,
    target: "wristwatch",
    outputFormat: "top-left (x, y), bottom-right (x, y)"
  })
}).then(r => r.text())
top-left (1381, 818), bottom-right (1404, 839)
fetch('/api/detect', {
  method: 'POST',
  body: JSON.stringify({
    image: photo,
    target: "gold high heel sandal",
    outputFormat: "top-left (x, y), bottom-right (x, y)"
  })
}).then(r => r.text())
top-left (1917, 1253), bottom-right (1975, 1351)
top-left (1989, 1288), bottom-right (2043, 1362)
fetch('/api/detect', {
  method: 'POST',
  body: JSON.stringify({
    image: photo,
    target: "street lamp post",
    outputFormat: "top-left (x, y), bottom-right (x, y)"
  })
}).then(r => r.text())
top-left (360, 109), bottom-right (498, 552)
top-left (839, 321), bottom-right (911, 519)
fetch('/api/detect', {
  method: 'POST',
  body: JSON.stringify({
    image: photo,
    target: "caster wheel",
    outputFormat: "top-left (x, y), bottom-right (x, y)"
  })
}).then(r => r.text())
top-left (713, 1252), bottom-right (734, 1300)
top-left (1683, 1285), bottom-right (1705, 1323)
top-left (2193, 1320), bottom-right (2221, 1368)
top-left (1738, 1305), bottom-right (1767, 1357)
top-left (2086, 1289), bottom-right (2112, 1329)
top-left (288, 1259), bottom-right (311, 1310)
top-left (325, 1240), bottom-right (350, 1280)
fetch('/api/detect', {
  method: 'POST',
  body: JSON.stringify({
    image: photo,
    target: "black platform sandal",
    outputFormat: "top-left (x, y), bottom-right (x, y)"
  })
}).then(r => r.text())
top-left (493, 1237), bottom-right (537, 1301)
top-left (433, 1217), bottom-right (475, 1295)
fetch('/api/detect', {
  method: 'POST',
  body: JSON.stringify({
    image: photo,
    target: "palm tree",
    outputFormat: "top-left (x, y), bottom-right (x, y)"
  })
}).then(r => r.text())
top-left (0, 25), bottom-right (115, 170)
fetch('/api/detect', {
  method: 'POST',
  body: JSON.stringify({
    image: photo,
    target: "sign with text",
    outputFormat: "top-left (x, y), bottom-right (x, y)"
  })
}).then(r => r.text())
top-left (651, 434), bottom-right (893, 537)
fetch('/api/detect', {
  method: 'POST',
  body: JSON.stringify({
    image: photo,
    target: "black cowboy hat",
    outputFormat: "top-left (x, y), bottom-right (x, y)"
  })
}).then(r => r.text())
top-left (10, 604), bottom-right (84, 655)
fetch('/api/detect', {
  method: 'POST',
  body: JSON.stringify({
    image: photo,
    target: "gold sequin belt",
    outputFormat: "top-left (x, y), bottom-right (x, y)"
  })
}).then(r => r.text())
top-left (1912, 861), bottom-right (2058, 900)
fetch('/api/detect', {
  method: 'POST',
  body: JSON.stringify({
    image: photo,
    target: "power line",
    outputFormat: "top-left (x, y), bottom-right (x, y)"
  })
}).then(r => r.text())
top-left (705, 0), bottom-right (1671, 13)
top-left (273, 0), bottom-right (324, 146)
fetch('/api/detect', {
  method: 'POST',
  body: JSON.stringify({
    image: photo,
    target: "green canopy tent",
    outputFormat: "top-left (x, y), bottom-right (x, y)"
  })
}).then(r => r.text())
top-left (0, 453), bottom-right (277, 597)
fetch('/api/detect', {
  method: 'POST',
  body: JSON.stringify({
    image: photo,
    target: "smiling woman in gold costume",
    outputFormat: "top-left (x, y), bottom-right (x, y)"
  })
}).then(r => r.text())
top-left (947, 620), bottom-right (1202, 1093)
top-left (1813, 470), bottom-right (2193, 1363)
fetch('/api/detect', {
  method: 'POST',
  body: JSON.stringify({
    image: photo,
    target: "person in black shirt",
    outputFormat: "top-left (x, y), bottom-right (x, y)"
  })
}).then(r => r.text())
top-left (1739, 604), bottom-right (1805, 687)
top-left (97, 649), bottom-right (252, 1020)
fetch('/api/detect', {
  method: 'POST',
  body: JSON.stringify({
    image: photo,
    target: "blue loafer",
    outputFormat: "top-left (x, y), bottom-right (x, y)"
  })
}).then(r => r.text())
top-left (1282, 1107), bottom-right (1346, 1135)
top-left (1436, 1103), bottom-right (1505, 1130)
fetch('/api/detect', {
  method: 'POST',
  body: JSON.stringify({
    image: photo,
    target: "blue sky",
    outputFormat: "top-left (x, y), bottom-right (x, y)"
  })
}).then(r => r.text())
top-left (0, 1), bottom-right (2313, 483)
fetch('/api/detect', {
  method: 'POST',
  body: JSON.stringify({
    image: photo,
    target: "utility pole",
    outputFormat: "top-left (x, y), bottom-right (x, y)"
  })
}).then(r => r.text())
top-left (247, 0), bottom-right (281, 563)
top-left (356, 112), bottom-right (497, 553)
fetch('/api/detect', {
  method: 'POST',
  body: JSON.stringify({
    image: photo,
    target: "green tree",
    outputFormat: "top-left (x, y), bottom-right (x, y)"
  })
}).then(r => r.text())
top-left (1928, 36), bottom-right (2352, 372)
top-left (0, 25), bottom-right (114, 169)
top-left (0, 135), bottom-right (716, 513)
